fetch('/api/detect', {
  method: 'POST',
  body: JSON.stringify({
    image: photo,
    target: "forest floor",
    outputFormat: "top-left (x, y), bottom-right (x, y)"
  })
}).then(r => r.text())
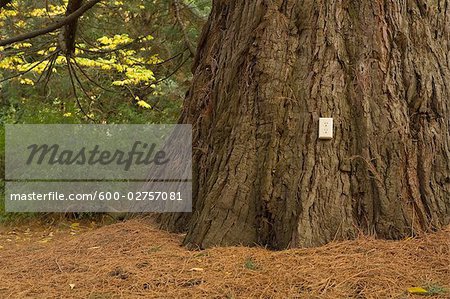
top-left (0, 218), bottom-right (448, 299)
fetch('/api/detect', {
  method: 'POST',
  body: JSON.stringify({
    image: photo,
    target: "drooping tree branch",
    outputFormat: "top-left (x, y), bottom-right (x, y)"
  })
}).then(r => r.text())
top-left (0, 0), bottom-right (102, 47)
top-left (66, 57), bottom-right (95, 121)
top-left (0, 50), bottom-right (59, 83)
top-left (71, 57), bottom-right (116, 92)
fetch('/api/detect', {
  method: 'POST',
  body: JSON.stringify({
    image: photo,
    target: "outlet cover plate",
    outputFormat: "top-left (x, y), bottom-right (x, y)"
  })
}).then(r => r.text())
top-left (319, 118), bottom-right (333, 140)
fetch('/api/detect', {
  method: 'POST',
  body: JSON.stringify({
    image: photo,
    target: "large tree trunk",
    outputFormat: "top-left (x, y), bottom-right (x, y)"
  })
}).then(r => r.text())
top-left (163, 0), bottom-right (450, 249)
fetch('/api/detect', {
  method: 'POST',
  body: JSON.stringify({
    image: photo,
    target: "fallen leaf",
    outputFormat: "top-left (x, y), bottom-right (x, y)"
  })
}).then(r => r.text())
top-left (70, 223), bottom-right (80, 229)
top-left (407, 287), bottom-right (429, 295)
top-left (69, 284), bottom-right (75, 290)
top-left (189, 268), bottom-right (204, 272)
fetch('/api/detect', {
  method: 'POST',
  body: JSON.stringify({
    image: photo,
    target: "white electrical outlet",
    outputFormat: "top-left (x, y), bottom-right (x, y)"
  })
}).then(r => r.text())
top-left (319, 118), bottom-right (333, 140)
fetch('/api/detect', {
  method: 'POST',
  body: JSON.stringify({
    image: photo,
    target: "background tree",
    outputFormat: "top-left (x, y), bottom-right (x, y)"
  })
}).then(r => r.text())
top-left (162, 0), bottom-right (450, 249)
top-left (0, 0), bottom-right (210, 220)
top-left (0, 0), bottom-right (210, 124)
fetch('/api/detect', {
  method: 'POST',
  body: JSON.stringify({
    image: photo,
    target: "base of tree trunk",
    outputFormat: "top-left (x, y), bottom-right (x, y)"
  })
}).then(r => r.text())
top-left (161, 0), bottom-right (450, 249)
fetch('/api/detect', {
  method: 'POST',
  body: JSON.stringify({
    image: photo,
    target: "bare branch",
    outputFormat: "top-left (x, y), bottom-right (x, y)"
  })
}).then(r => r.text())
top-left (143, 51), bottom-right (190, 91)
top-left (124, 52), bottom-right (184, 68)
top-left (35, 51), bottom-right (58, 85)
top-left (42, 53), bottom-right (58, 89)
top-left (71, 57), bottom-right (116, 92)
top-left (66, 57), bottom-right (95, 121)
top-left (0, 0), bottom-right (102, 47)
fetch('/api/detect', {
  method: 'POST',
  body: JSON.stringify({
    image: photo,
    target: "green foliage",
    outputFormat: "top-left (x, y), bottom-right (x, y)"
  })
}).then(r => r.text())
top-left (244, 257), bottom-right (260, 271)
top-left (425, 284), bottom-right (447, 296)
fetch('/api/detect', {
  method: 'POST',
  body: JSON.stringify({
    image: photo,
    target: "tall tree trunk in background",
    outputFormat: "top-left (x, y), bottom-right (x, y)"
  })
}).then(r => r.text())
top-left (61, 0), bottom-right (83, 55)
top-left (163, 0), bottom-right (450, 249)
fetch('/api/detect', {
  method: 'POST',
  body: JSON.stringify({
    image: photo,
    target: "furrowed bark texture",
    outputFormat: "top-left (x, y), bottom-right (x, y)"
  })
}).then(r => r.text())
top-left (165, 0), bottom-right (450, 249)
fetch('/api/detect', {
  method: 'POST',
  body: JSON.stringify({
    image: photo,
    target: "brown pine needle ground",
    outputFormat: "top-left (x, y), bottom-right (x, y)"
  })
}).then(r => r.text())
top-left (0, 219), bottom-right (448, 298)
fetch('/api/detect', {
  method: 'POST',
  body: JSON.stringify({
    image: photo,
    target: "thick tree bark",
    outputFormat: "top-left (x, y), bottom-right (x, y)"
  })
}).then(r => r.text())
top-left (163, 0), bottom-right (450, 249)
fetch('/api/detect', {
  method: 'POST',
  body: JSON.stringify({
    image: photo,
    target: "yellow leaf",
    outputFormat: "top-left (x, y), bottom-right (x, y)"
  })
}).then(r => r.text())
top-left (70, 223), bottom-right (80, 229)
top-left (19, 78), bottom-right (34, 85)
top-left (407, 287), bottom-right (429, 294)
top-left (137, 100), bottom-right (151, 109)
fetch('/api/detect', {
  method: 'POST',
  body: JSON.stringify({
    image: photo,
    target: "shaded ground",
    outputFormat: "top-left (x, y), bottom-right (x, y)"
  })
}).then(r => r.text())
top-left (0, 219), bottom-right (448, 298)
